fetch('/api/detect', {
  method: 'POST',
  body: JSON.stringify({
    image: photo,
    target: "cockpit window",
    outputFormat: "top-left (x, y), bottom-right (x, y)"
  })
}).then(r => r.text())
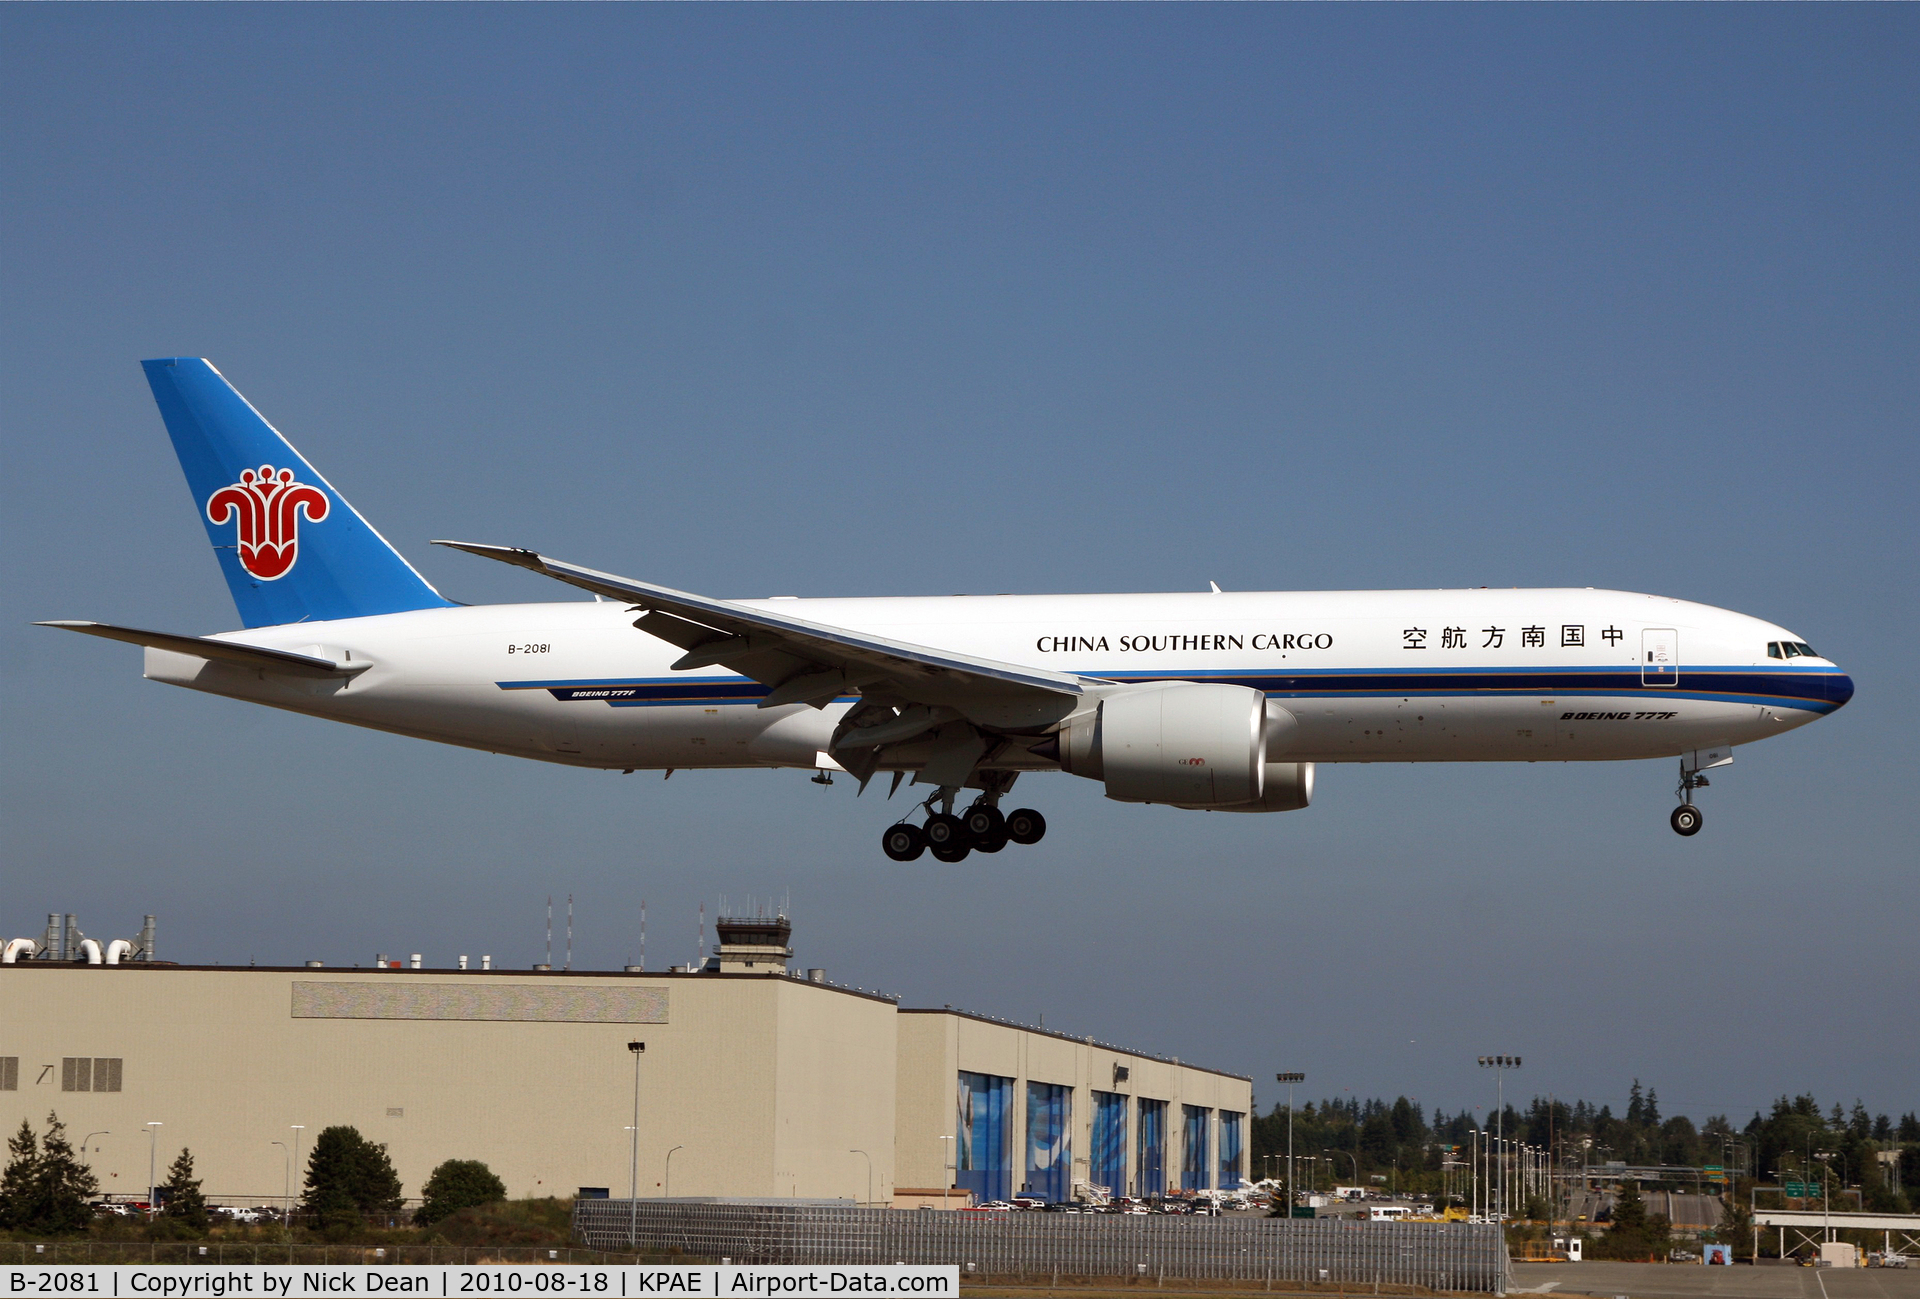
top-left (1767, 642), bottom-right (1783, 659)
top-left (1780, 642), bottom-right (1802, 658)
top-left (1795, 642), bottom-right (1818, 658)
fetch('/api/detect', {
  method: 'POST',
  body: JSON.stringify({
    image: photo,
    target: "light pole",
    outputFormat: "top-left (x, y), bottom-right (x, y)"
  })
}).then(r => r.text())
top-left (271, 1140), bottom-right (293, 1221)
top-left (1276, 1073), bottom-right (1304, 1221)
top-left (1816, 1152), bottom-right (1833, 1243)
top-left (143, 1122), bottom-right (162, 1218)
top-left (1477, 1057), bottom-right (1520, 1220)
top-left (850, 1150), bottom-right (873, 1208)
top-left (1325, 1148), bottom-right (1359, 1194)
top-left (665, 1145), bottom-right (684, 1198)
top-left (626, 1042), bottom-right (646, 1245)
top-left (938, 1133), bottom-right (956, 1209)
top-left (1469, 1130), bottom-right (1479, 1220)
top-left (79, 1131), bottom-right (109, 1166)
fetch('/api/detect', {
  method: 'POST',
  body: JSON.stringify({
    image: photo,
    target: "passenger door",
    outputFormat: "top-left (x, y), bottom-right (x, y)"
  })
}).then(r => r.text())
top-left (1642, 628), bottom-right (1678, 687)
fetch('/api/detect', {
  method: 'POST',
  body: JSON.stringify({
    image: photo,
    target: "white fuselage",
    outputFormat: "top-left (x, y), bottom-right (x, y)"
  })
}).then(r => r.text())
top-left (145, 587), bottom-right (1848, 777)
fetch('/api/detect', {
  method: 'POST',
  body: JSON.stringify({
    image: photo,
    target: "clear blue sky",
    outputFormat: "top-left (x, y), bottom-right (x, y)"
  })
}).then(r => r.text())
top-left (4, 5), bottom-right (1915, 1127)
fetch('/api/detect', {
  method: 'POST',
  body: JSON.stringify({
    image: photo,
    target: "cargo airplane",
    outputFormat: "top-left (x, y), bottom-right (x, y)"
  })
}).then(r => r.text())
top-left (41, 360), bottom-right (1854, 860)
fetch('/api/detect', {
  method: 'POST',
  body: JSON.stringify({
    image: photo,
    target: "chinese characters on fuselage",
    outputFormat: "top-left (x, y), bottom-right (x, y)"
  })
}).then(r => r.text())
top-left (1404, 625), bottom-right (1624, 650)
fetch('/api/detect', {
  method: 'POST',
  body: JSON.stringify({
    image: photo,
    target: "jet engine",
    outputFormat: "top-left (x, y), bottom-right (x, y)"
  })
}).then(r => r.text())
top-left (1206, 760), bottom-right (1314, 813)
top-left (1043, 686), bottom-right (1314, 813)
top-left (1051, 682), bottom-right (1267, 807)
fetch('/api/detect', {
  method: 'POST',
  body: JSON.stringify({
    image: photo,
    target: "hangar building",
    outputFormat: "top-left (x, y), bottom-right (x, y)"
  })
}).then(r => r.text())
top-left (1, 917), bottom-right (1250, 1209)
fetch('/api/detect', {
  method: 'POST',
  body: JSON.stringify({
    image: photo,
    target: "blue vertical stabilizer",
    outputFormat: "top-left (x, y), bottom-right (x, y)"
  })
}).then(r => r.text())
top-left (142, 358), bottom-right (455, 628)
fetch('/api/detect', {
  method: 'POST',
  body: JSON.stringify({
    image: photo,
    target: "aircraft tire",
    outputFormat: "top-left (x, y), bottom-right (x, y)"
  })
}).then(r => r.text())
top-left (882, 823), bottom-right (927, 862)
top-left (930, 839), bottom-right (972, 863)
top-left (1670, 804), bottom-right (1704, 836)
top-left (974, 832), bottom-right (1009, 854)
top-left (924, 813), bottom-right (966, 849)
top-left (963, 805), bottom-right (1005, 840)
top-left (1005, 808), bottom-right (1047, 845)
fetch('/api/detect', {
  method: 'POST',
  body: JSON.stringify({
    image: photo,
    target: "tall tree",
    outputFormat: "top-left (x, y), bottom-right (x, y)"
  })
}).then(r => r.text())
top-left (160, 1149), bottom-right (210, 1232)
top-left (304, 1126), bottom-right (403, 1229)
top-left (1601, 1181), bottom-right (1671, 1261)
top-left (0, 1119), bottom-right (38, 1231)
top-left (25, 1114), bottom-right (98, 1235)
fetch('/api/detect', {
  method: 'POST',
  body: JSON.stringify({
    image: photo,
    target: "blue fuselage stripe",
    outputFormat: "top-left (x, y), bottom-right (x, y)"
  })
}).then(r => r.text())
top-left (499, 665), bottom-right (1844, 713)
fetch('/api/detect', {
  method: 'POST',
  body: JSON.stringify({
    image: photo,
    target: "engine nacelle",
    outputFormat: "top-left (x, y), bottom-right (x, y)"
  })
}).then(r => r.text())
top-left (1204, 761), bottom-right (1314, 813)
top-left (1057, 682), bottom-right (1266, 807)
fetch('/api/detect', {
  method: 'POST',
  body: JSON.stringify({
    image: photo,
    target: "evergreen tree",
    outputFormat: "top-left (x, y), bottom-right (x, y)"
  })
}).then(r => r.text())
top-left (160, 1149), bottom-right (210, 1232)
top-left (304, 1126), bottom-right (403, 1230)
top-left (1600, 1181), bottom-right (1671, 1261)
top-left (1718, 1179), bottom-right (1754, 1252)
top-left (34, 1115), bottom-right (99, 1235)
top-left (1643, 1089), bottom-right (1660, 1128)
top-left (1901, 1114), bottom-right (1920, 1143)
top-left (416, 1160), bottom-right (507, 1225)
top-left (3, 1114), bottom-right (100, 1235)
top-left (0, 1119), bottom-right (38, 1230)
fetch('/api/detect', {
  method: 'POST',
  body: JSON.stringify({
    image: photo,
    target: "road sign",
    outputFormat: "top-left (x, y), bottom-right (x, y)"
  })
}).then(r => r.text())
top-left (1784, 1181), bottom-right (1822, 1198)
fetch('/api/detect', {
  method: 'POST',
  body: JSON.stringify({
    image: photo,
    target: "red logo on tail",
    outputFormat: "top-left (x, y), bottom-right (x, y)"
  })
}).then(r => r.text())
top-left (206, 466), bottom-right (329, 580)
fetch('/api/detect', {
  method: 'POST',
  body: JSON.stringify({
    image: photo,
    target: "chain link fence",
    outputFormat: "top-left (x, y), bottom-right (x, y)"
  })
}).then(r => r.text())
top-left (575, 1202), bottom-right (1511, 1294)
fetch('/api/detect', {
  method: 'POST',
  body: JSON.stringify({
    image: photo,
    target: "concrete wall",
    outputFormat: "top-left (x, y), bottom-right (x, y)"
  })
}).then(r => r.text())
top-left (1, 966), bottom-right (1240, 1211)
top-left (0, 965), bottom-right (895, 1205)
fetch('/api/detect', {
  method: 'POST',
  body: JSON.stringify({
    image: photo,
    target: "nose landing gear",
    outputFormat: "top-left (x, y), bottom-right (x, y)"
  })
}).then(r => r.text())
top-left (879, 783), bottom-right (1047, 862)
top-left (1670, 755), bottom-right (1714, 836)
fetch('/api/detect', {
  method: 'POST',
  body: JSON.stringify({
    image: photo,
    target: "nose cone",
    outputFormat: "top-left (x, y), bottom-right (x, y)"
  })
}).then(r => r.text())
top-left (1826, 670), bottom-right (1855, 709)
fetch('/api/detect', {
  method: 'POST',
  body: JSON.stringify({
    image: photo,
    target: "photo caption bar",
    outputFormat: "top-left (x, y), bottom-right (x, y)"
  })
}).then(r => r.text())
top-left (5, 1266), bottom-right (957, 1299)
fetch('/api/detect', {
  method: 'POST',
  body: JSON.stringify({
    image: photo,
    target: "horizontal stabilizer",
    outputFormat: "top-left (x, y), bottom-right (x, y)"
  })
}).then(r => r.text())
top-left (36, 621), bottom-right (369, 677)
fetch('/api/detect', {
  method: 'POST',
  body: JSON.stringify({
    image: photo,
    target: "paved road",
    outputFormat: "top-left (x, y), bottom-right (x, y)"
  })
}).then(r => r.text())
top-left (1512, 1260), bottom-right (1919, 1299)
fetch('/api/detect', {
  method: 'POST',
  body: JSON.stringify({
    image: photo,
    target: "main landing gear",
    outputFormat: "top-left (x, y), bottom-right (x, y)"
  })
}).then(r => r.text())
top-left (1671, 760), bottom-right (1708, 837)
top-left (882, 787), bottom-right (1047, 862)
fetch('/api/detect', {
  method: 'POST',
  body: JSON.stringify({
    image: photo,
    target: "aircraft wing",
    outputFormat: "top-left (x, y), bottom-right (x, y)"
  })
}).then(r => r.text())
top-left (36, 621), bottom-right (370, 677)
top-left (433, 542), bottom-right (1087, 717)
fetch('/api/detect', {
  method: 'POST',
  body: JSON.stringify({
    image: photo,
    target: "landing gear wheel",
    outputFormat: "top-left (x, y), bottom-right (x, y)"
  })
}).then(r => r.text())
top-left (930, 839), bottom-right (972, 863)
top-left (963, 804), bottom-right (1005, 840)
top-left (1005, 808), bottom-right (1047, 845)
top-left (1670, 804), bottom-right (1704, 836)
top-left (924, 813), bottom-right (966, 850)
top-left (882, 823), bottom-right (927, 862)
top-left (974, 832), bottom-right (1009, 854)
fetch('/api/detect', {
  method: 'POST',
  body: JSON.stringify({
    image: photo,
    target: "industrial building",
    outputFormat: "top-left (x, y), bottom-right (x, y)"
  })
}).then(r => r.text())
top-left (1, 915), bottom-right (1249, 1209)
